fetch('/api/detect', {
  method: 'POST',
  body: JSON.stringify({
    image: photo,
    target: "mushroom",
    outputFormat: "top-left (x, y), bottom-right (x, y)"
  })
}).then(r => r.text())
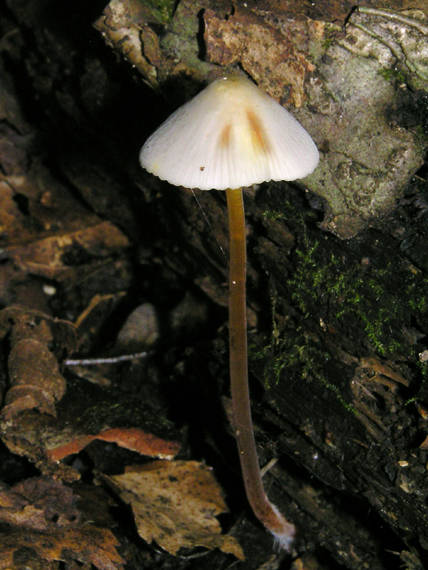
top-left (140, 74), bottom-right (319, 550)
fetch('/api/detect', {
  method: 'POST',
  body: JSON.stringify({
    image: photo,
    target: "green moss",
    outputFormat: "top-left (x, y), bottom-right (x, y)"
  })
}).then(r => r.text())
top-left (159, 0), bottom-right (214, 81)
top-left (251, 224), bottom-right (428, 409)
top-left (262, 209), bottom-right (286, 222)
top-left (250, 315), bottom-right (355, 413)
top-left (286, 234), bottom-right (427, 358)
top-left (142, 0), bottom-right (175, 25)
top-left (308, 22), bottom-right (340, 63)
top-left (378, 67), bottom-right (407, 85)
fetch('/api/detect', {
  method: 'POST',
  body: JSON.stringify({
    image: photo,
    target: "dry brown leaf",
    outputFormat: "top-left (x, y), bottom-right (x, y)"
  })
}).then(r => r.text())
top-left (0, 307), bottom-right (179, 472)
top-left (0, 476), bottom-right (113, 531)
top-left (0, 306), bottom-right (75, 422)
top-left (0, 477), bottom-right (80, 531)
top-left (0, 143), bottom-right (131, 310)
top-left (0, 527), bottom-right (124, 570)
top-left (104, 460), bottom-right (244, 560)
top-left (0, 307), bottom-right (77, 470)
top-left (419, 435), bottom-right (428, 449)
top-left (359, 357), bottom-right (410, 387)
top-left (0, 476), bottom-right (123, 569)
top-left (4, 338), bottom-right (67, 419)
top-left (45, 426), bottom-right (181, 462)
top-left (8, 221), bottom-right (129, 280)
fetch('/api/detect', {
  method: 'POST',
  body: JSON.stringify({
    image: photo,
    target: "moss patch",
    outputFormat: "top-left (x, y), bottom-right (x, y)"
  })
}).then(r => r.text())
top-left (142, 0), bottom-right (176, 25)
top-left (286, 232), bottom-right (427, 358)
top-left (251, 320), bottom-right (355, 414)
top-left (251, 199), bottom-right (428, 408)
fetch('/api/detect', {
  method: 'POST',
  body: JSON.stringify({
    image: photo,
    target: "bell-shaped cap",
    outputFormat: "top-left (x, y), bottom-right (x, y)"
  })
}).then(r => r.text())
top-left (140, 75), bottom-right (319, 190)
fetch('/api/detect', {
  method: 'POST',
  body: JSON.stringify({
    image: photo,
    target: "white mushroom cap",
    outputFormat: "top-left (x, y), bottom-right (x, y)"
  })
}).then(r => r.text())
top-left (140, 75), bottom-right (319, 190)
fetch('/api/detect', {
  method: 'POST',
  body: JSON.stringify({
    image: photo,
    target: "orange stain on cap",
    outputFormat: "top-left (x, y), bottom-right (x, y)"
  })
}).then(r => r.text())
top-left (219, 123), bottom-right (232, 148)
top-left (246, 109), bottom-right (270, 154)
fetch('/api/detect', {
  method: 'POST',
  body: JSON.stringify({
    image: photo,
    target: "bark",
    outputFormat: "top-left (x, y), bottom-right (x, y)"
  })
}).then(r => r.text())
top-left (0, 1), bottom-right (427, 569)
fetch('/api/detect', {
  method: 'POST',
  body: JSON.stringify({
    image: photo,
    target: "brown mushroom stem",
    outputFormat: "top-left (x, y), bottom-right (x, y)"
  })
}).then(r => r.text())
top-left (226, 188), bottom-right (295, 549)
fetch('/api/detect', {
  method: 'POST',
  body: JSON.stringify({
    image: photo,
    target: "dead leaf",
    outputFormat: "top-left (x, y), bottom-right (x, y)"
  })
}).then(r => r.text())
top-left (0, 306), bottom-right (75, 422)
top-left (0, 307), bottom-right (76, 471)
top-left (0, 305), bottom-right (76, 353)
top-left (0, 527), bottom-right (124, 570)
top-left (0, 477), bottom-right (81, 531)
top-left (0, 476), bottom-right (113, 532)
top-left (8, 221), bottom-right (129, 280)
top-left (0, 321), bottom-right (180, 475)
top-left (0, 476), bottom-right (123, 569)
top-left (104, 460), bottom-right (244, 560)
top-left (351, 355), bottom-right (412, 440)
top-left (45, 426), bottom-right (181, 462)
top-left (4, 338), bottom-right (66, 419)
top-left (359, 357), bottom-right (410, 387)
top-left (0, 155), bottom-right (131, 310)
top-left (419, 435), bottom-right (428, 450)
